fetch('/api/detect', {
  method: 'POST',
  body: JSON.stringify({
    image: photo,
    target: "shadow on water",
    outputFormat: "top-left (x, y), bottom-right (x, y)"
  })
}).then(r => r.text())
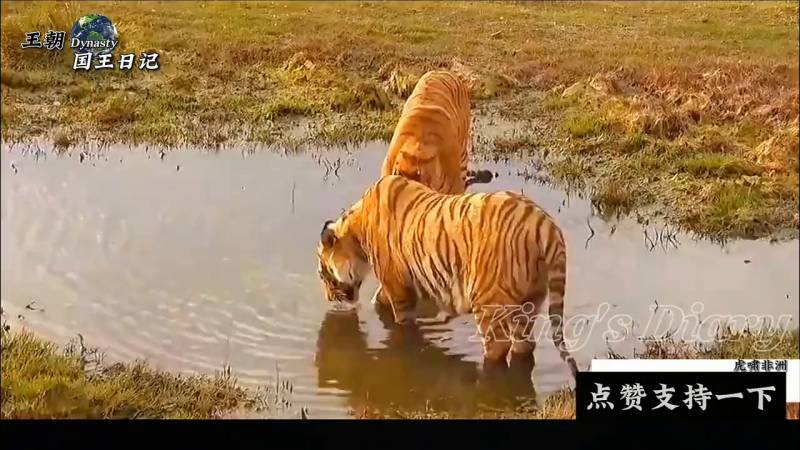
top-left (314, 308), bottom-right (538, 418)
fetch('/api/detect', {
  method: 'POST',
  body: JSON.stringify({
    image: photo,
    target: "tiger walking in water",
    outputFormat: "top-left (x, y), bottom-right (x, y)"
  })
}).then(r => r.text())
top-left (316, 175), bottom-right (578, 378)
top-left (381, 69), bottom-right (489, 194)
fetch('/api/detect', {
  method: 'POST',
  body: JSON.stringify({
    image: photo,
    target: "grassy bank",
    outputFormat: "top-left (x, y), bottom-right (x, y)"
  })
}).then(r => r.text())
top-left (1, 1), bottom-right (798, 240)
top-left (1, 323), bottom-right (797, 419)
top-left (0, 325), bottom-right (273, 419)
top-left (358, 327), bottom-right (800, 419)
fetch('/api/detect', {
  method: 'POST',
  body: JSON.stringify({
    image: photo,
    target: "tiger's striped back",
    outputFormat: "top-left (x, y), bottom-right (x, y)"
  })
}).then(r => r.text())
top-left (342, 175), bottom-right (577, 377)
top-left (381, 70), bottom-right (472, 195)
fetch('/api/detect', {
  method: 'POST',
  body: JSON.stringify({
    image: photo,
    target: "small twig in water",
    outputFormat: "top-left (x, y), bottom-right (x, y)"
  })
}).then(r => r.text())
top-left (643, 229), bottom-right (655, 251)
top-left (291, 181), bottom-right (296, 213)
top-left (584, 216), bottom-right (595, 249)
top-left (24, 301), bottom-right (44, 312)
top-left (275, 362), bottom-right (280, 394)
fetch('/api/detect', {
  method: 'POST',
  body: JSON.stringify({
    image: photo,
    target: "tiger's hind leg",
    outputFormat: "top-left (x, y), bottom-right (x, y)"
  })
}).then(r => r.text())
top-left (507, 299), bottom-right (542, 396)
top-left (475, 302), bottom-right (537, 401)
top-left (509, 322), bottom-right (535, 367)
top-left (473, 304), bottom-right (513, 369)
top-left (509, 290), bottom-right (546, 365)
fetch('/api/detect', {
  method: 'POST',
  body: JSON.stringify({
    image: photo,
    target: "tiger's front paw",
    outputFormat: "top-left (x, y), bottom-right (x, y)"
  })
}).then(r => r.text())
top-left (370, 286), bottom-right (391, 306)
top-left (393, 308), bottom-right (417, 327)
top-left (415, 310), bottom-right (453, 326)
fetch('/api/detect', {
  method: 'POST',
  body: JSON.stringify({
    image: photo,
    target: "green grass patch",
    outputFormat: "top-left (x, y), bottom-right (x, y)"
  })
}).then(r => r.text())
top-left (561, 110), bottom-right (606, 138)
top-left (264, 95), bottom-right (320, 120)
top-left (384, 69), bottom-right (419, 98)
top-left (620, 132), bottom-right (648, 153)
top-left (132, 118), bottom-right (184, 147)
top-left (492, 134), bottom-right (538, 154)
top-left (680, 181), bottom-right (775, 239)
top-left (0, 327), bottom-right (273, 419)
top-left (311, 110), bottom-right (399, 147)
top-left (706, 183), bottom-right (768, 229)
top-left (679, 154), bottom-right (763, 177)
top-left (541, 91), bottom-right (582, 112)
top-left (592, 178), bottom-right (635, 215)
top-left (97, 94), bottom-right (137, 125)
top-left (735, 119), bottom-right (771, 148)
top-left (331, 81), bottom-right (392, 112)
top-left (549, 156), bottom-right (587, 189)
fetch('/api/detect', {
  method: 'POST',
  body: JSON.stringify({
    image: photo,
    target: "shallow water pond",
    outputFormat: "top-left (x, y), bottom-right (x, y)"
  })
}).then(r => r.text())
top-left (2, 142), bottom-right (797, 418)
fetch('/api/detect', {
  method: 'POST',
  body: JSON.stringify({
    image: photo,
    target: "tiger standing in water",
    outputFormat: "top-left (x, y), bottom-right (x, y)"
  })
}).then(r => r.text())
top-left (371, 69), bottom-right (490, 308)
top-left (381, 69), bottom-right (489, 194)
top-left (316, 175), bottom-right (578, 378)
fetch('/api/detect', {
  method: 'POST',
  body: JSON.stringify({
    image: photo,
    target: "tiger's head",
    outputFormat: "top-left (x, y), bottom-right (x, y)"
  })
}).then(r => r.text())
top-left (316, 215), bottom-right (370, 306)
top-left (392, 151), bottom-right (422, 183)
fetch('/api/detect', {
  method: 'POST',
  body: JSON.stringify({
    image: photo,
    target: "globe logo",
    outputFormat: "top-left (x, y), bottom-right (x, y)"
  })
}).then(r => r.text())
top-left (70, 14), bottom-right (118, 55)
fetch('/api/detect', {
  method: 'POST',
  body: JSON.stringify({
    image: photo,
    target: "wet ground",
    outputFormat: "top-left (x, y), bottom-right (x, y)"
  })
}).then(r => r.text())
top-left (2, 141), bottom-right (797, 418)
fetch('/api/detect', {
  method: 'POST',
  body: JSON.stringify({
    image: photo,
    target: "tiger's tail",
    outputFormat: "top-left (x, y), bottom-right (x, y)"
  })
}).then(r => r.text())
top-left (543, 228), bottom-right (579, 379)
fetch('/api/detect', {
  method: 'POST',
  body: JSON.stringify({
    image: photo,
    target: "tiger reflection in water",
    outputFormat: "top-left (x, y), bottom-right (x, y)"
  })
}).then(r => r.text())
top-left (314, 309), bottom-right (537, 417)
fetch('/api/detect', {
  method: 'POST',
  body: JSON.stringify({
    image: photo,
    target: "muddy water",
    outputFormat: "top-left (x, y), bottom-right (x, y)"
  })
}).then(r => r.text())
top-left (2, 142), bottom-right (797, 418)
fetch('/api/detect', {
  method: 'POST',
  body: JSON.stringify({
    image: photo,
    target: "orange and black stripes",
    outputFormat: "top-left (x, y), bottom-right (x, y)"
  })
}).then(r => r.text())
top-left (332, 175), bottom-right (577, 377)
top-left (381, 70), bottom-right (472, 195)
top-left (318, 69), bottom-right (576, 376)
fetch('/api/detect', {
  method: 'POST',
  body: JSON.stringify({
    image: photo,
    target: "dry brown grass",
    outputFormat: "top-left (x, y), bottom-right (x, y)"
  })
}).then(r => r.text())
top-left (747, 118), bottom-right (800, 175)
top-left (3, 1), bottom-right (794, 146)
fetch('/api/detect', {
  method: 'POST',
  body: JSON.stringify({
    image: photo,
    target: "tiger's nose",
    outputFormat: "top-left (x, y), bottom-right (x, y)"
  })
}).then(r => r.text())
top-left (400, 169), bottom-right (421, 181)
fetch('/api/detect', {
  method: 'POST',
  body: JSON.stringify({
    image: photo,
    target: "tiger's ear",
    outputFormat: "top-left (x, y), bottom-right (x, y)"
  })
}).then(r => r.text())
top-left (320, 220), bottom-right (336, 248)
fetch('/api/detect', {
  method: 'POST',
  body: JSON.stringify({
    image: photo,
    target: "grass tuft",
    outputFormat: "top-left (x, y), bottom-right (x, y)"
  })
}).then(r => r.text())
top-left (384, 68), bottom-right (419, 98)
top-left (66, 82), bottom-right (92, 101)
top-left (1, 69), bottom-right (41, 89)
top-left (549, 156), bottom-right (587, 189)
top-left (620, 132), bottom-right (648, 153)
top-left (680, 154), bottom-right (763, 177)
top-left (0, 327), bottom-right (266, 419)
top-left (98, 94), bottom-right (137, 125)
top-left (592, 179), bottom-right (635, 214)
top-left (492, 134), bottom-right (537, 154)
top-left (333, 81), bottom-right (392, 111)
top-left (52, 129), bottom-right (73, 150)
top-left (679, 181), bottom-right (776, 239)
top-left (561, 111), bottom-right (605, 138)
